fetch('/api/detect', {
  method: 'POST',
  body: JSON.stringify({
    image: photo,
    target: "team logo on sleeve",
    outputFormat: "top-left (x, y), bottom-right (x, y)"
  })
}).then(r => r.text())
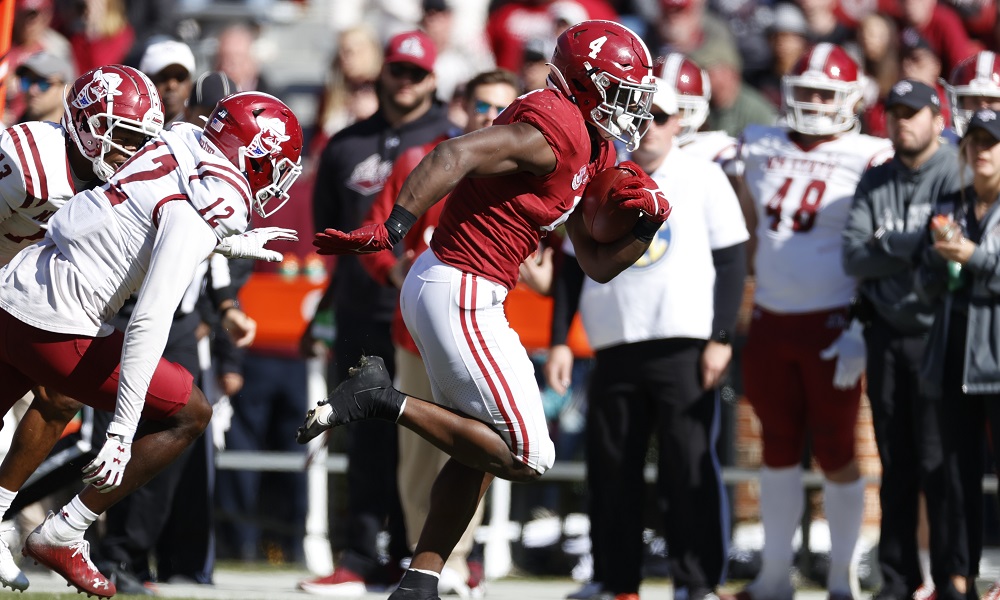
top-left (245, 116), bottom-right (290, 159)
top-left (71, 69), bottom-right (123, 109)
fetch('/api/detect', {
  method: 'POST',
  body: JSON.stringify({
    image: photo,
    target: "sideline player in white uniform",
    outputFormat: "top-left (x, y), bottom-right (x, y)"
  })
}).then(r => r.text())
top-left (947, 50), bottom-right (1000, 136)
top-left (545, 81), bottom-right (748, 600)
top-left (299, 20), bottom-right (669, 600)
top-left (734, 43), bottom-right (894, 600)
top-left (0, 91), bottom-right (303, 598)
top-left (658, 52), bottom-right (741, 171)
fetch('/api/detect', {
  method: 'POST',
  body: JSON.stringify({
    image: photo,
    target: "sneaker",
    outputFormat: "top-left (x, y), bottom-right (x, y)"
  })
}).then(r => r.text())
top-left (297, 355), bottom-right (400, 444)
top-left (0, 525), bottom-right (28, 592)
top-left (103, 562), bottom-right (155, 596)
top-left (614, 595), bottom-right (640, 600)
top-left (22, 515), bottom-right (114, 598)
top-left (439, 566), bottom-right (470, 597)
top-left (914, 585), bottom-right (937, 600)
top-left (983, 582), bottom-right (1000, 600)
top-left (297, 566), bottom-right (367, 597)
top-left (466, 560), bottom-right (485, 598)
top-left (567, 582), bottom-right (605, 600)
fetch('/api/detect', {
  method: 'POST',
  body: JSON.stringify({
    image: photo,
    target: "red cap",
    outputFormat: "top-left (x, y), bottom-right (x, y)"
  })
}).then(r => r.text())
top-left (384, 30), bottom-right (437, 72)
top-left (660, 0), bottom-right (692, 11)
top-left (16, 0), bottom-right (52, 12)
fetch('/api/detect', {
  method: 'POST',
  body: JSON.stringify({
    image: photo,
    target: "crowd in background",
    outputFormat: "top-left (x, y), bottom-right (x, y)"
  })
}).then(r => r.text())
top-left (4, 0), bottom-right (1000, 598)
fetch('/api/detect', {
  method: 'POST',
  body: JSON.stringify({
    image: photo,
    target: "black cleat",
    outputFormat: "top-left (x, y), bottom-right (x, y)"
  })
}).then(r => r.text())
top-left (296, 355), bottom-right (402, 444)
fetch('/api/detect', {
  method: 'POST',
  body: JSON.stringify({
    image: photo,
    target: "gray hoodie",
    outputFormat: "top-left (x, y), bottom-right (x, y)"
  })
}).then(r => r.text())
top-left (843, 143), bottom-right (962, 335)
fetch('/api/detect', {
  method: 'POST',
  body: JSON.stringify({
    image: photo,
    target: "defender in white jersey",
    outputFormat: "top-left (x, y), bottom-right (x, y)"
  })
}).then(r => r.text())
top-left (0, 91), bottom-right (303, 598)
top-left (732, 43), bottom-right (893, 600)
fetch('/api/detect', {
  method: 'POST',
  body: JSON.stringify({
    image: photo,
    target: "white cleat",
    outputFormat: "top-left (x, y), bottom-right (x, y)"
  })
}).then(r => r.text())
top-left (0, 527), bottom-right (28, 591)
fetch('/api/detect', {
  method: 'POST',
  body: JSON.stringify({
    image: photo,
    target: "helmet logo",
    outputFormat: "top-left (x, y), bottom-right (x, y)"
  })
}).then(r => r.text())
top-left (397, 36), bottom-right (426, 59)
top-left (72, 69), bottom-right (123, 109)
top-left (246, 115), bottom-right (290, 158)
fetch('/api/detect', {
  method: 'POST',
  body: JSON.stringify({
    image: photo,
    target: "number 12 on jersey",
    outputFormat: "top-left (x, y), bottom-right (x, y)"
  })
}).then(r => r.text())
top-left (764, 177), bottom-right (826, 233)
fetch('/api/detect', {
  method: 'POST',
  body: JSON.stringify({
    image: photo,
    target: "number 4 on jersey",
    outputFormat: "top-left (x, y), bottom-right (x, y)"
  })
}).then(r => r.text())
top-left (764, 177), bottom-right (826, 232)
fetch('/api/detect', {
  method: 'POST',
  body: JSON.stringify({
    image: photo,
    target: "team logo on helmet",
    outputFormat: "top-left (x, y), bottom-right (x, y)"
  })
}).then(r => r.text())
top-left (72, 69), bottom-right (123, 109)
top-left (245, 115), bottom-right (290, 159)
top-left (977, 108), bottom-right (998, 122)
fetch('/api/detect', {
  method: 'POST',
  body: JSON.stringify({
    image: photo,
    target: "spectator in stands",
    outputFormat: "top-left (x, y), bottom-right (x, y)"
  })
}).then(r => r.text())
top-left (64, 0), bottom-right (134, 75)
top-left (546, 80), bottom-right (747, 600)
top-left (898, 28), bottom-right (954, 134)
top-left (898, 0), bottom-right (979, 75)
top-left (296, 30), bottom-right (454, 596)
top-left (520, 37), bottom-right (554, 92)
top-left (653, 0), bottom-right (736, 65)
top-left (700, 36), bottom-right (777, 138)
top-left (753, 3), bottom-right (811, 109)
top-left (139, 39), bottom-right (196, 124)
top-left (858, 13), bottom-right (900, 137)
top-left (914, 108), bottom-right (1000, 600)
top-left (795, 0), bottom-right (855, 46)
top-left (214, 23), bottom-right (275, 97)
top-left (421, 0), bottom-right (495, 107)
top-left (14, 51), bottom-right (73, 124)
top-left (5, 0), bottom-right (70, 125)
top-left (309, 25), bottom-right (381, 158)
top-left (843, 79), bottom-right (961, 600)
top-left (357, 67), bottom-right (520, 599)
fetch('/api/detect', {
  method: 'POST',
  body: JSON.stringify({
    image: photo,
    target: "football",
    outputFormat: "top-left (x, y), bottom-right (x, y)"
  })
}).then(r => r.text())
top-left (580, 166), bottom-right (640, 243)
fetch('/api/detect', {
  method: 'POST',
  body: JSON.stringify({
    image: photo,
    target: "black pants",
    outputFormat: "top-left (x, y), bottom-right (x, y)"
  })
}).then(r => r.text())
top-left (864, 315), bottom-right (943, 598)
top-left (587, 338), bottom-right (728, 596)
top-left (331, 313), bottom-right (409, 579)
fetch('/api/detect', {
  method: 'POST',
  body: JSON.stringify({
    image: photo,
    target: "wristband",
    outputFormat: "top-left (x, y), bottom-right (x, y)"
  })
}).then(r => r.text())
top-left (631, 218), bottom-right (662, 243)
top-left (385, 205), bottom-right (418, 246)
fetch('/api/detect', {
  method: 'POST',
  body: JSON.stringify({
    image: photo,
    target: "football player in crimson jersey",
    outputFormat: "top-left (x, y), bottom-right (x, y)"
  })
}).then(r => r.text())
top-left (296, 20), bottom-right (669, 599)
top-left (947, 50), bottom-right (1000, 136)
top-left (0, 91), bottom-right (302, 598)
top-left (733, 42), bottom-right (894, 600)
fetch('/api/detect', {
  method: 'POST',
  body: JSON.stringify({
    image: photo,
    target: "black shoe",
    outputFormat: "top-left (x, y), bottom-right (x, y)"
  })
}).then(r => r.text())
top-left (388, 569), bottom-right (441, 600)
top-left (103, 563), bottom-right (154, 596)
top-left (296, 355), bottom-right (401, 444)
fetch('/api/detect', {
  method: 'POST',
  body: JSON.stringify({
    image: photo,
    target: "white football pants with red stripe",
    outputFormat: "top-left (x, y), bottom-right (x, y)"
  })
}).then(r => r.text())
top-left (400, 250), bottom-right (555, 475)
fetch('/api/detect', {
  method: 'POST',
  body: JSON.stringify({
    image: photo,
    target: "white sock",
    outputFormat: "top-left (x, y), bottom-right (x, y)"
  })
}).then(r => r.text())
top-left (823, 477), bottom-right (865, 595)
top-left (45, 497), bottom-right (98, 543)
top-left (757, 465), bottom-right (803, 591)
top-left (0, 486), bottom-right (17, 522)
top-left (919, 549), bottom-right (932, 587)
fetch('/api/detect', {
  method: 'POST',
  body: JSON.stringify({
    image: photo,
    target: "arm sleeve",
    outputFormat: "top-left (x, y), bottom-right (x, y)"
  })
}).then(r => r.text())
top-left (711, 242), bottom-right (747, 341)
top-left (109, 201), bottom-right (218, 441)
top-left (550, 252), bottom-right (585, 346)
top-left (842, 172), bottom-right (912, 278)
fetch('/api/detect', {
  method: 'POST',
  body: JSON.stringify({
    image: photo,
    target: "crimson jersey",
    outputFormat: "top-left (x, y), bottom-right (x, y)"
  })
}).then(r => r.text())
top-left (431, 88), bottom-right (616, 290)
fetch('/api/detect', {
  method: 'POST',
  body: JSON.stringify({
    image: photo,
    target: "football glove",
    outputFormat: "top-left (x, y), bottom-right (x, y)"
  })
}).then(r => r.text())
top-left (819, 319), bottom-right (867, 390)
top-left (613, 160), bottom-right (671, 223)
top-left (82, 434), bottom-right (132, 493)
top-left (215, 227), bottom-right (298, 262)
top-left (314, 223), bottom-right (392, 255)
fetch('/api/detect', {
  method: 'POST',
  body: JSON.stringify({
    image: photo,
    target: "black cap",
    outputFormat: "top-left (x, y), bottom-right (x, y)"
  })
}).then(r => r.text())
top-left (886, 79), bottom-right (941, 112)
top-left (188, 71), bottom-right (238, 110)
top-left (422, 0), bottom-right (449, 13)
top-left (966, 108), bottom-right (1000, 141)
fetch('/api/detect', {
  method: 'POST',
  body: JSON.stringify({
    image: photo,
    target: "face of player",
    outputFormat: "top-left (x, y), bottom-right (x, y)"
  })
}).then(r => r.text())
top-left (964, 128), bottom-right (1000, 180)
top-left (959, 95), bottom-right (1000, 112)
top-left (104, 128), bottom-right (147, 170)
top-left (886, 104), bottom-right (941, 160)
top-left (791, 86), bottom-right (837, 108)
top-left (381, 61), bottom-right (437, 114)
top-left (463, 82), bottom-right (518, 133)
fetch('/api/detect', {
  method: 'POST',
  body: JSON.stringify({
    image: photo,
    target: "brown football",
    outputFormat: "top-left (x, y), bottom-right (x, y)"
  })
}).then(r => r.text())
top-left (580, 166), bottom-right (640, 243)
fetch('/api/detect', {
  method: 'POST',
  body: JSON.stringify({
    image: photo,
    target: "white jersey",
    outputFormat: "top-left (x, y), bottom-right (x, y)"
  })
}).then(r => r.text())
top-left (0, 122), bottom-right (82, 266)
top-left (739, 124), bottom-right (893, 313)
top-left (680, 130), bottom-right (738, 170)
top-left (0, 122), bottom-right (251, 439)
top-left (577, 146), bottom-right (749, 350)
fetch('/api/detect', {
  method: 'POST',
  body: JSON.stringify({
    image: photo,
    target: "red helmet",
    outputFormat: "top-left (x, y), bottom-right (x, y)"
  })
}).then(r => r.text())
top-left (62, 65), bottom-right (165, 181)
top-left (658, 52), bottom-right (710, 143)
top-left (549, 20), bottom-right (656, 151)
top-left (201, 91), bottom-right (303, 218)
top-left (948, 51), bottom-right (1000, 136)
top-left (781, 43), bottom-right (863, 136)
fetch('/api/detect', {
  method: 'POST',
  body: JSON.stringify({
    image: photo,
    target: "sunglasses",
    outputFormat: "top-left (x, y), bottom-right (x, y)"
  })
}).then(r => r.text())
top-left (20, 76), bottom-right (54, 92)
top-left (474, 100), bottom-right (508, 115)
top-left (388, 63), bottom-right (430, 82)
top-left (651, 111), bottom-right (672, 126)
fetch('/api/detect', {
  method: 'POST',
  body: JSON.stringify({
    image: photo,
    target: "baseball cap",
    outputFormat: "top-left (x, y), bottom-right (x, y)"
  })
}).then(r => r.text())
top-left (422, 0), bottom-right (449, 13)
top-left (651, 77), bottom-right (679, 115)
top-left (549, 0), bottom-right (588, 26)
top-left (384, 31), bottom-right (437, 73)
top-left (523, 37), bottom-right (552, 63)
top-left (965, 108), bottom-right (1000, 141)
top-left (188, 71), bottom-right (238, 110)
top-left (15, 51), bottom-right (73, 82)
top-left (768, 3), bottom-right (809, 37)
top-left (886, 79), bottom-right (941, 112)
top-left (139, 39), bottom-right (196, 79)
top-left (661, 0), bottom-right (692, 12)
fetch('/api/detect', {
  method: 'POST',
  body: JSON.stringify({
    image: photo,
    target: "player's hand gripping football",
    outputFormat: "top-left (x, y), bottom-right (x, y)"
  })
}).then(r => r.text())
top-left (819, 319), bottom-right (867, 390)
top-left (612, 160), bottom-right (672, 223)
top-left (82, 434), bottom-right (132, 492)
top-left (314, 223), bottom-right (392, 255)
top-left (215, 227), bottom-right (298, 262)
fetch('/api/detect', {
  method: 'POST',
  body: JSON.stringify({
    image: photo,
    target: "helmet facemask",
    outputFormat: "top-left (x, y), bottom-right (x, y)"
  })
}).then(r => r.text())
top-left (676, 94), bottom-right (709, 143)
top-left (782, 75), bottom-right (862, 136)
top-left (587, 66), bottom-right (656, 151)
top-left (237, 146), bottom-right (304, 218)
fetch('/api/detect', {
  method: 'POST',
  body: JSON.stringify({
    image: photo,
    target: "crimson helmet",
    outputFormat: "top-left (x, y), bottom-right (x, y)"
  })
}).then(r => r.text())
top-left (548, 20), bottom-right (656, 151)
top-left (658, 53), bottom-right (711, 143)
top-left (201, 91), bottom-right (303, 218)
top-left (948, 51), bottom-right (1000, 136)
top-left (62, 65), bottom-right (165, 181)
top-left (781, 43), bottom-right (863, 136)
